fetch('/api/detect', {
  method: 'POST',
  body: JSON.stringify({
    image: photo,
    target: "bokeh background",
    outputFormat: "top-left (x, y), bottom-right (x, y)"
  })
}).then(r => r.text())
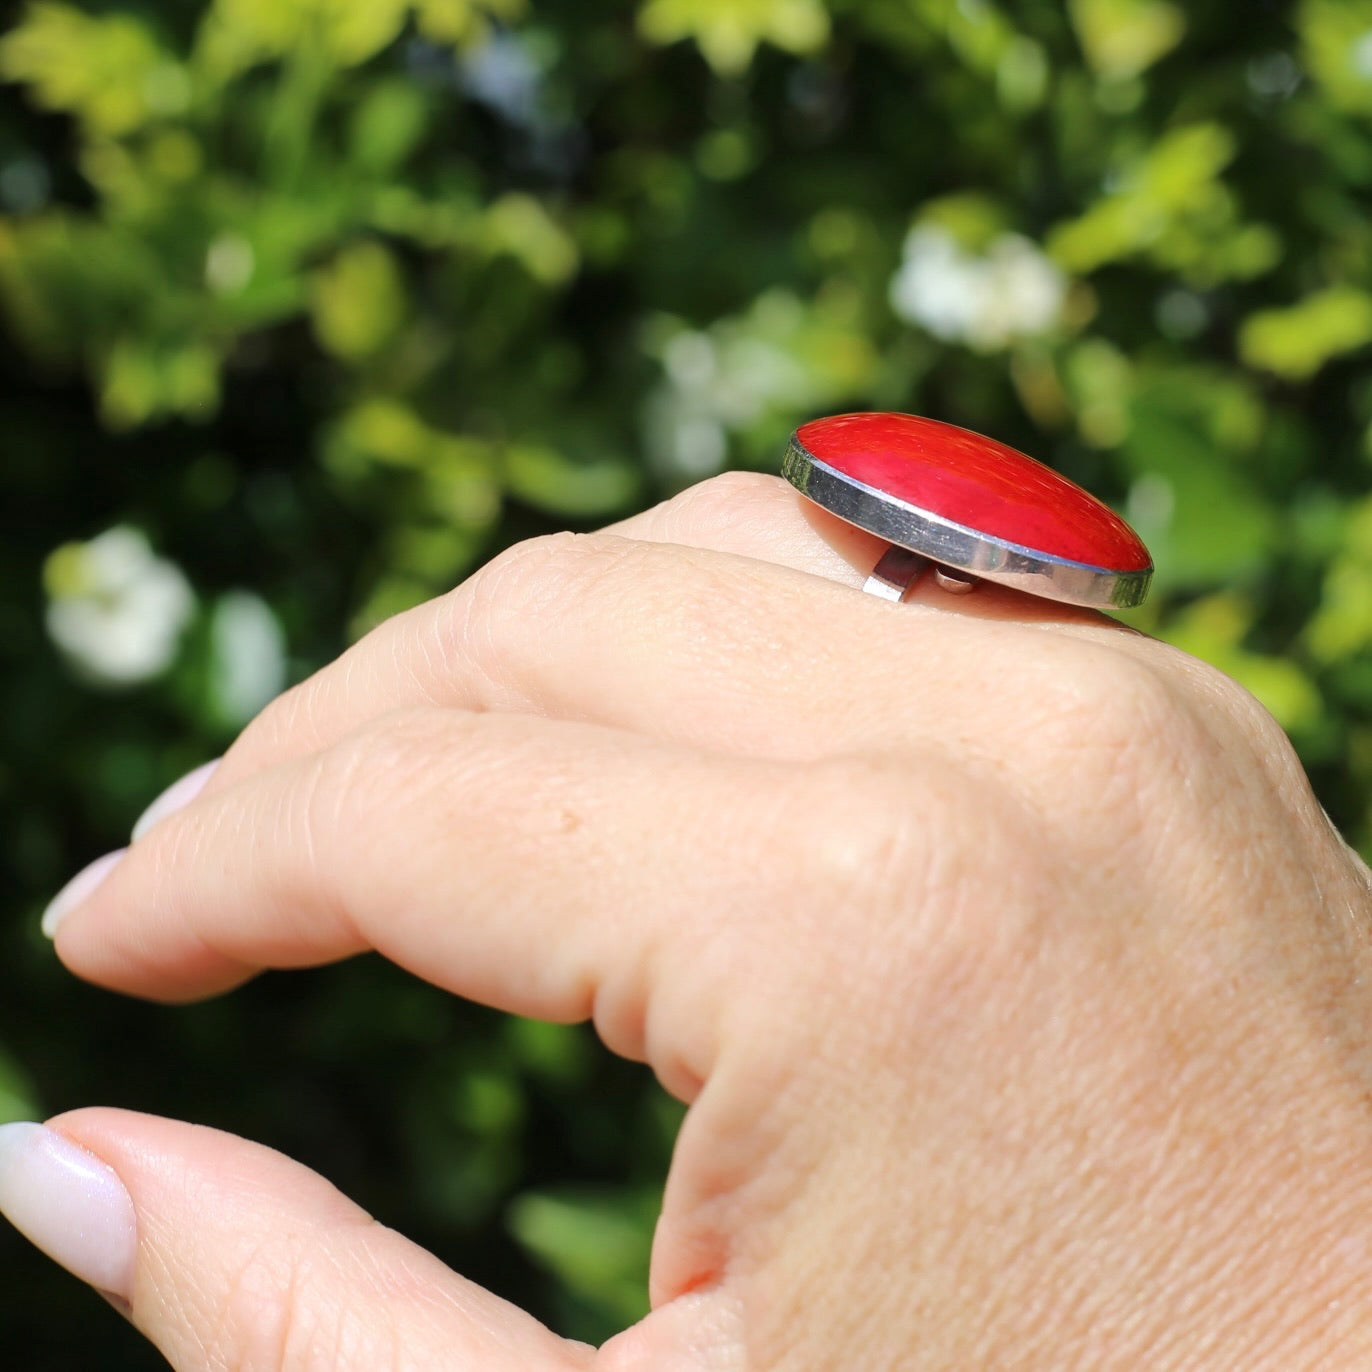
top-left (3, 0), bottom-right (1371, 1364)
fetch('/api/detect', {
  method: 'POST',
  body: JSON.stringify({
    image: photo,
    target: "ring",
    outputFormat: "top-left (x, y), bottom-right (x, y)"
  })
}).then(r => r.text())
top-left (782, 412), bottom-right (1153, 610)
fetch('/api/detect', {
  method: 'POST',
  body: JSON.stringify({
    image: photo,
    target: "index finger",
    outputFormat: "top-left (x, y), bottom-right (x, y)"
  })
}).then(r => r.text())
top-left (162, 475), bottom-right (1106, 829)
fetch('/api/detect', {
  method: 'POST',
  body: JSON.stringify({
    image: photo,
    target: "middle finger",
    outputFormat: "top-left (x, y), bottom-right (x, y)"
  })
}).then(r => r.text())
top-left (187, 479), bottom-right (1111, 814)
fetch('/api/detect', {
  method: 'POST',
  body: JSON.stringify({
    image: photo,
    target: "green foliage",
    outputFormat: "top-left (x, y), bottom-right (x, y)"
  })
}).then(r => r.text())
top-left (638, 0), bottom-right (830, 75)
top-left (1068, 0), bottom-right (1186, 81)
top-left (1240, 286), bottom-right (1372, 380)
top-left (3, 0), bottom-right (1372, 1363)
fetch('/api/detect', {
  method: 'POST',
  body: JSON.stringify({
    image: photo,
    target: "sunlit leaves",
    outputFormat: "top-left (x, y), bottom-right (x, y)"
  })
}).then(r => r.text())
top-left (1068, 0), bottom-right (1186, 82)
top-left (1049, 123), bottom-right (1280, 285)
top-left (101, 339), bottom-right (222, 430)
top-left (507, 1187), bottom-right (655, 1327)
top-left (643, 289), bottom-right (877, 482)
top-left (312, 240), bottom-right (408, 361)
top-left (1299, 0), bottom-right (1372, 116)
top-left (0, 3), bottom-right (188, 137)
top-left (204, 0), bottom-right (411, 71)
top-left (1307, 498), bottom-right (1372, 664)
top-left (1240, 287), bottom-right (1372, 381)
top-left (482, 194), bottom-right (579, 285)
top-left (637, 0), bottom-right (830, 75)
top-left (1164, 593), bottom-right (1323, 734)
top-left (349, 80), bottom-right (433, 174)
top-left (415, 0), bottom-right (526, 47)
top-left (198, 0), bottom-right (523, 77)
top-left (504, 446), bottom-right (642, 519)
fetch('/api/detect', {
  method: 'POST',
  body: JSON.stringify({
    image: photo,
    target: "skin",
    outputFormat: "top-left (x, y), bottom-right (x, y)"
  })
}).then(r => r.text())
top-left (39, 471), bottom-right (1372, 1370)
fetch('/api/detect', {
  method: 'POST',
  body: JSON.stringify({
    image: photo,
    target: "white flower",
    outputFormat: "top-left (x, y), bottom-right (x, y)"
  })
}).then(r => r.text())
top-left (643, 293), bottom-right (830, 480)
top-left (209, 591), bottom-right (287, 725)
top-left (45, 527), bottom-right (195, 685)
top-left (890, 225), bottom-right (1066, 351)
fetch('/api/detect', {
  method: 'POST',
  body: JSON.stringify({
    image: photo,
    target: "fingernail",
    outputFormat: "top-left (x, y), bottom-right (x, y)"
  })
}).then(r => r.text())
top-left (0, 1123), bottom-right (137, 1300)
top-left (41, 850), bottom-right (126, 940)
top-left (132, 759), bottom-right (219, 842)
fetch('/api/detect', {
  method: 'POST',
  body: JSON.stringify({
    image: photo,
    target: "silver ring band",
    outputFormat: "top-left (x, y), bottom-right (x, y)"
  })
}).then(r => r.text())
top-left (863, 547), bottom-right (931, 602)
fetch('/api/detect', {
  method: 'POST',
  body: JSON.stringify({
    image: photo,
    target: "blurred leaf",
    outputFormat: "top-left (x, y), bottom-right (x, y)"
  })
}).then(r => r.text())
top-left (1121, 407), bottom-right (1279, 586)
top-left (416, 0), bottom-right (527, 46)
top-left (1048, 123), bottom-right (1277, 285)
top-left (205, 0), bottom-right (410, 71)
top-left (1300, 0), bottom-right (1372, 116)
top-left (349, 80), bottom-right (432, 174)
top-left (1239, 286), bottom-right (1372, 381)
top-left (311, 240), bottom-right (408, 361)
top-left (482, 194), bottom-right (580, 286)
top-left (507, 1187), bottom-right (654, 1327)
top-left (637, 0), bottom-right (829, 75)
top-left (1306, 498), bottom-right (1372, 663)
top-left (0, 1047), bottom-right (39, 1125)
top-left (0, 3), bottom-right (187, 136)
top-left (1164, 593), bottom-right (1323, 734)
top-left (102, 339), bottom-right (222, 429)
top-left (1069, 0), bottom-right (1186, 81)
top-left (505, 446), bottom-right (643, 518)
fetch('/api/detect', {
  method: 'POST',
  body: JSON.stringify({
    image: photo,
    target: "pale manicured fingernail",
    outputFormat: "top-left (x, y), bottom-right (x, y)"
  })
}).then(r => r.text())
top-left (0, 1123), bottom-right (137, 1300)
top-left (132, 759), bottom-right (219, 842)
top-left (41, 849), bottom-right (126, 940)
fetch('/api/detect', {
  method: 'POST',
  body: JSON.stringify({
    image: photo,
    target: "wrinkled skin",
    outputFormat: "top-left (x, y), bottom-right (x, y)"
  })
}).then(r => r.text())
top-left (42, 474), bottom-right (1372, 1370)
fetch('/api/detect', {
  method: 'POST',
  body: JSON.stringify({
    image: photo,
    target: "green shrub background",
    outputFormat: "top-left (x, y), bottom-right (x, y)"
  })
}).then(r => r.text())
top-left (3, 0), bottom-right (1371, 1364)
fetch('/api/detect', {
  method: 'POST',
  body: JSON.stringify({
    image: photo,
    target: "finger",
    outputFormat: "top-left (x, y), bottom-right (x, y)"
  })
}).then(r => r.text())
top-left (603, 469), bottom-right (890, 588)
top-left (177, 495), bottom-right (1114, 818)
top-left (0, 1109), bottom-right (593, 1372)
top-left (608, 471), bottom-right (1109, 632)
top-left (52, 708), bottom-right (900, 1083)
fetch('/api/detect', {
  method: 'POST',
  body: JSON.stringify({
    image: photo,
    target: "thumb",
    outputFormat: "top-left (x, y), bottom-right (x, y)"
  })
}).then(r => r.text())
top-left (0, 1108), bottom-right (593, 1372)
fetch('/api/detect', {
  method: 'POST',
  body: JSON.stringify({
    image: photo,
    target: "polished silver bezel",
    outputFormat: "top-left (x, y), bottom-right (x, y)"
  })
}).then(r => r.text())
top-left (783, 435), bottom-right (1152, 610)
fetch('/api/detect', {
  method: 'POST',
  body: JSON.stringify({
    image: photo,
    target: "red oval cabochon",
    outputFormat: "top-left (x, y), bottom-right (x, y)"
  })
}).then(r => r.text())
top-left (795, 413), bottom-right (1151, 574)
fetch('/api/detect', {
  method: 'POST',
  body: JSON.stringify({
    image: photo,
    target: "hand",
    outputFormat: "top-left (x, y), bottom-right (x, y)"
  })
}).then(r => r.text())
top-left (10, 472), bottom-right (1372, 1370)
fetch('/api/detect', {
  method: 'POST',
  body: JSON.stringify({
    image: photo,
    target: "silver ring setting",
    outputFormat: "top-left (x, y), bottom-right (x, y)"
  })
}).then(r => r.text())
top-left (783, 420), bottom-right (1154, 611)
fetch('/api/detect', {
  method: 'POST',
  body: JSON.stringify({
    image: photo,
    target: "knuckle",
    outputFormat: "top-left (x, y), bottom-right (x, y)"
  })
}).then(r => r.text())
top-left (280, 707), bottom-right (453, 950)
top-left (231, 674), bottom-right (318, 762)
top-left (767, 751), bottom-right (1053, 1038)
top-left (1176, 647), bottom-right (1300, 760)
top-left (643, 469), bottom-right (784, 539)
top-left (1010, 638), bottom-right (1310, 850)
top-left (314, 706), bottom-right (450, 833)
top-left (466, 530), bottom-right (628, 615)
top-left (789, 754), bottom-right (933, 914)
top-left (1019, 643), bottom-right (1209, 803)
top-left (435, 531), bottom-right (640, 696)
top-left (789, 752), bottom-right (1027, 954)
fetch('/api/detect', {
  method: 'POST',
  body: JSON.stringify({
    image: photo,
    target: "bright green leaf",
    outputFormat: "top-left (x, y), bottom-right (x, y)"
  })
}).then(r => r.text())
top-left (637, 0), bottom-right (829, 75)
top-left (1069, 0), bottom-right (1186, 81)
top-left (482, 195), bottom-right (580, 285)
top-left (0, 3), bottom-right (187, 137)
top-left (1240, 287), bottom-right (1372, 382)
top-left (1163, 593), bottom-right (1323, 733)
top-left (508, 1188), bottom-right (653, 1326)
top-left (311, 241), bottom-right (407, 361)
top-left (505, 445), bottom-right (642, 518)
top-left (1300, 0), bottom-right (1372, 115)
top-left (349, 80), bottom-right (432, 173)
